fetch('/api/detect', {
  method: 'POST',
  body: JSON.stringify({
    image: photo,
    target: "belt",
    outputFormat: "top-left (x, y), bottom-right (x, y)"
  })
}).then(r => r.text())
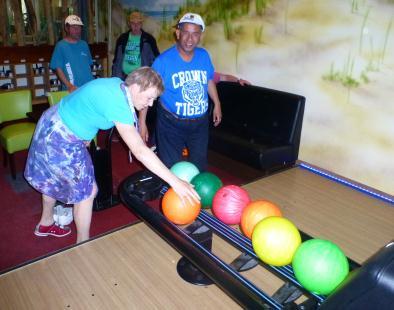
top-left (159, 103), bottom-right (207, 122)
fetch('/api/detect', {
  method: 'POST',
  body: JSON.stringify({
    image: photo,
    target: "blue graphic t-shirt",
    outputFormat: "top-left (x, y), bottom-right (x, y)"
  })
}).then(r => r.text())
top-left (50, 39), bottom-right (94, 89)
top-left (152, 45), bottom-right (214, 118)
top-left (58, 78), bottom-right (134, 140)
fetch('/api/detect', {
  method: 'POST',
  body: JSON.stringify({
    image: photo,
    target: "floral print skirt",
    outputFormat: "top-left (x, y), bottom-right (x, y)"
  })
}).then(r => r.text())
top-left (24, 105), bottom-right (95, 204)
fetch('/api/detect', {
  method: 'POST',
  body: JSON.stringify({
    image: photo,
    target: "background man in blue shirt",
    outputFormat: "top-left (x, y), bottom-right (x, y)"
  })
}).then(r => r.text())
top-left (50, 15), bottom-right (94, 92)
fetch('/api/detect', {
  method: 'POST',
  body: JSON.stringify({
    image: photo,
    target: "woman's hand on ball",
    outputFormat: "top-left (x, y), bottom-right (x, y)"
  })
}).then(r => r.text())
top-left (171, 179), bottom-right (201, 206)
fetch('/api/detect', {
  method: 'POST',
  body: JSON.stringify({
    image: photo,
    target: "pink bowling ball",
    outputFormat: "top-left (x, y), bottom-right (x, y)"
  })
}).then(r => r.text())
top-left (212, 185), bottom-right (251, 225)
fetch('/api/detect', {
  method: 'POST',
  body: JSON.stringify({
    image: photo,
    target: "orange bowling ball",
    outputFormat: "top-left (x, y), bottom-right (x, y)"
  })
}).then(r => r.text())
top-left (240, 200), bottom-right (282, 239)
top-left (162, 188), bottom-right (201, 225)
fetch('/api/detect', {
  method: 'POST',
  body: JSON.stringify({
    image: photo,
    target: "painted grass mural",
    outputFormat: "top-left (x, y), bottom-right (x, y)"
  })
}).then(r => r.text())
top-left (113, 0), bottom-right (394, 195)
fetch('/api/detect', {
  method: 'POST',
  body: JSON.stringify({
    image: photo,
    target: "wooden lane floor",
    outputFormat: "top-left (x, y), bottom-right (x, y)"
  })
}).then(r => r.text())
top-left (1, 165), bottom-right (393, 309)
top-left (0, 222), bottom-right (241, 309)
top-left (242, 166), bottom-right (394, 263)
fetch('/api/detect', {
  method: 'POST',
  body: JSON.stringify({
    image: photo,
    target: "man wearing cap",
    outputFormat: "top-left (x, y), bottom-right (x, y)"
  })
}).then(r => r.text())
top-left (50, 15), bottom-right (94, 92)
top-left (141, 12), bottom-right (222, 171)
top-left (112, 11), bottom-right (160, 80)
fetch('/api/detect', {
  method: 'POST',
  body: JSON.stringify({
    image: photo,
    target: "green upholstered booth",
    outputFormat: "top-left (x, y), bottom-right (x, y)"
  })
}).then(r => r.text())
top-left (0, 90), bottom-right (36, 179)
top-left (47, 90), bottom-right (69, 106)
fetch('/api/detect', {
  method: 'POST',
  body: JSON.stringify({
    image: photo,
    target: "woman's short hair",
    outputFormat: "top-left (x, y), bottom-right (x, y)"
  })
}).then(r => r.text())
top-left (125, 67), bottom-right (164, 94)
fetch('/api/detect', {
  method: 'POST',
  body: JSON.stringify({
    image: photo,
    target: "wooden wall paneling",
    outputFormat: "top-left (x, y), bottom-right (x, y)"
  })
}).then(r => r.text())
top-left (25, 0), bottom-right (38, 44)
top-left (0, 0), bottom-right (7, 46)
top-left (43, 0), bottom-right (55, 45)
top-left (0, 43), bottom-right (108, 103)
top-left (9, 0), bottom-right (25, 46)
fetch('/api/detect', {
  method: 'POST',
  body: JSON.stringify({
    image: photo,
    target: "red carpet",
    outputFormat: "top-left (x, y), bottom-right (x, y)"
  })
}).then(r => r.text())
top-left (0, 137), bottom-right (245, 274)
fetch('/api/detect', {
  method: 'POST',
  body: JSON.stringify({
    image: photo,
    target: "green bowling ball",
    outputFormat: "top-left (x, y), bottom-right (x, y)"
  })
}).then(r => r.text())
top-left (292, 239), bottom-right (349, 295)
top-left (191, 172), bottom-right (223, 209)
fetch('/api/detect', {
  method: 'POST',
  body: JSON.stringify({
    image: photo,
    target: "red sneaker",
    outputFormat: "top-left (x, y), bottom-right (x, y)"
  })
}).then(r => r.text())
top-left (34, 223), bottom-right (71, 237)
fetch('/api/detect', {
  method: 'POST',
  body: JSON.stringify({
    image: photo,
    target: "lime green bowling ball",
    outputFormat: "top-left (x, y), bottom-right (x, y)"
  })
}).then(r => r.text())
top-left (292, 239), bottom-right (349, 295)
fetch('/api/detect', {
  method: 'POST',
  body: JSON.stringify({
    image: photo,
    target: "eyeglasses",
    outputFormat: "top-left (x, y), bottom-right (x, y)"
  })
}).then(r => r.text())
top-left (180, 30), bottom-right (202, 39)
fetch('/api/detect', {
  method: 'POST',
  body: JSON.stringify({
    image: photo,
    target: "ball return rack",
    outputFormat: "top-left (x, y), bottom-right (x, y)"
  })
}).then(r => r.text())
top-left (120, 176), bottom-right (394, 309)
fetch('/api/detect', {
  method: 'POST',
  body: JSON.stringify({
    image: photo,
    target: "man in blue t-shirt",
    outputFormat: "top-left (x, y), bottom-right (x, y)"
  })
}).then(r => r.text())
top-left (141, 13), bottom-right (222, 171)
top-left (50, 15), bottom-right (94, 92)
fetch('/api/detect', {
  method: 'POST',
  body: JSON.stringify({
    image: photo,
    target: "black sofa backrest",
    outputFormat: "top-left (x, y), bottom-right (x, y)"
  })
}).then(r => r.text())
top-left (209, 82), bottom-right (305, 172)
top-left (216, 82), bottom-right (305, 147)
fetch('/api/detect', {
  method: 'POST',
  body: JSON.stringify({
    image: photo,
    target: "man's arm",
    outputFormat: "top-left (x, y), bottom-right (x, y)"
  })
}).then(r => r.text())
top-left (111, 34), bottom-right (124, 77)
top-left (208, 80), bottom-right (222, 127)
top-left (138, 107), bottom-right (149, 142)
top-left (219, 73), bottom-right (251, 86)
top-left (151, 38), bottom-right (160, 57)
top-left (55, 68), bottom-right (77, 92)
top-left (146, 32), bottom-right (160, 57)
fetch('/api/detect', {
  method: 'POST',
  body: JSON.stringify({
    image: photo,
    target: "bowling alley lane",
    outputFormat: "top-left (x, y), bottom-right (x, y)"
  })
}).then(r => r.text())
top-left (0, 223), bottom-right (241, 309)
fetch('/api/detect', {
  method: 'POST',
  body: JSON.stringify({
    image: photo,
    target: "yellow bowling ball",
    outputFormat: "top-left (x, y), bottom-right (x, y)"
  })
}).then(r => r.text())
top-left (252, 216), bottom-right (301, 266)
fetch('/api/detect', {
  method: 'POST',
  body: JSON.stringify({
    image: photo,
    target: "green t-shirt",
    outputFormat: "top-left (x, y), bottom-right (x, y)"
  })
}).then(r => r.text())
top-left (122, 34), bottom-right (141, 75)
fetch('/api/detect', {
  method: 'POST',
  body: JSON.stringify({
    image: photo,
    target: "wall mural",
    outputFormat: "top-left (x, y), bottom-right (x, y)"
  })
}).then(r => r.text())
top-left (112, 0), bottom-right (394, 196)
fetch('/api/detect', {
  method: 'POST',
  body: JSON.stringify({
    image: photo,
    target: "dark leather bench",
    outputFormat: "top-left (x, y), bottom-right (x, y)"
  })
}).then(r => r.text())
top-left (209, 82), bottom-right (305, 173)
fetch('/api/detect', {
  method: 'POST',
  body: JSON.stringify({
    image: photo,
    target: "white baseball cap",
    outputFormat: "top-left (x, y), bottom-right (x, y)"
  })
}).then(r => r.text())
top-left (65, 15), bottom-right (84, 26)
top-left (178, 13), bottom-right (205, 32)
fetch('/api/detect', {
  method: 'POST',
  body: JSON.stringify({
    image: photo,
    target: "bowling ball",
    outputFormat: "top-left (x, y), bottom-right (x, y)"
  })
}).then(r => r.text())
top-left (191, 172), bottom-right (223, 209)
top-left (170, 161), bottom-right (199, 182)
top-left (212, 185), bottom-right (251, 225)
top-left (240, 200), bottom-right (282, 239)
top-left (252, 216), bottom-right (301, 266)
top-left (292, 239), bottom-right (349, 295)
top-left (162, 187), bottom-right (201, 225)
